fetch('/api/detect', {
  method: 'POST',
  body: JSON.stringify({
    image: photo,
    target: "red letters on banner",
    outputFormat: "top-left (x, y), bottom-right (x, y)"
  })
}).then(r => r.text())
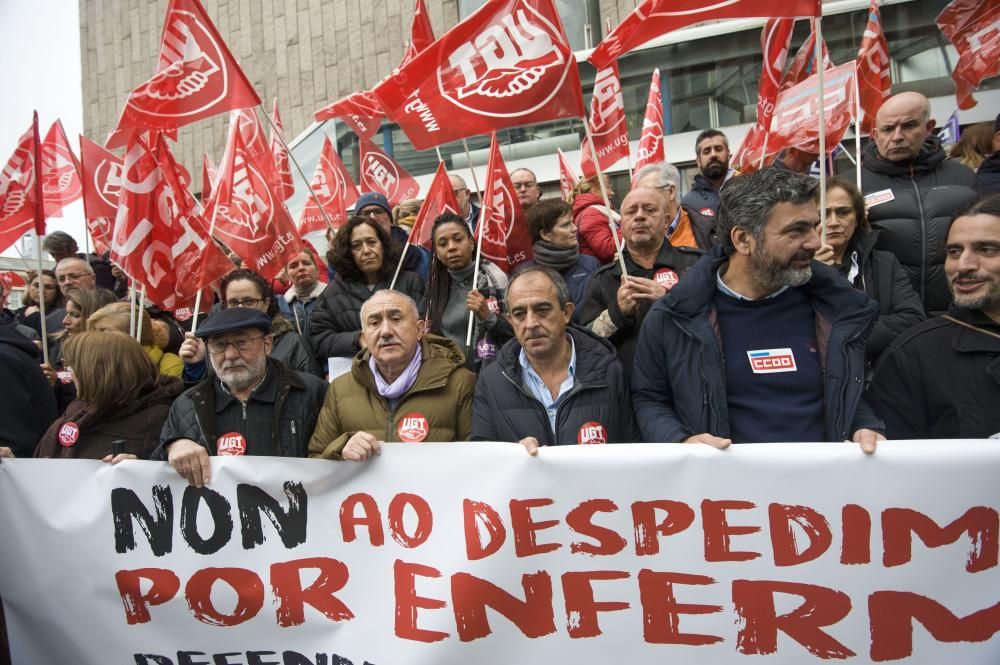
top-left (372, 0), bottom-right (586, 151)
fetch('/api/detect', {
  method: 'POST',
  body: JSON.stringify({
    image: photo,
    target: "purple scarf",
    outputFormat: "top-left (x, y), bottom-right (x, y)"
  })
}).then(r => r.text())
top-left (369, 344), bottom-right (422, 400)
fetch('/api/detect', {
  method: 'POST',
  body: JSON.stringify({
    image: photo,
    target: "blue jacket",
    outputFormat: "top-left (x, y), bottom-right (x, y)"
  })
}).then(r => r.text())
top-left (631, 246), bottom-right (884, 443)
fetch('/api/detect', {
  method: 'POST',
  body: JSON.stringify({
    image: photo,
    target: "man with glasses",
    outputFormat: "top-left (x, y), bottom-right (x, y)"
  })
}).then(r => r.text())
top-left (510, 168), bottom-right (543, 210)
top-left (449, 174), bottom-right (480, 229)
top-left (154, 307), bottom-right (328, 487)
top-left (54, 257), bottom-right (97, 298)
top-left (354, 191), bottom-right (430, 278)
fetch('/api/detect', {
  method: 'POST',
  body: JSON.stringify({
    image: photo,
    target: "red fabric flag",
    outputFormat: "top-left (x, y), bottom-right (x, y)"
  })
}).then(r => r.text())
top-left (299, 136), bottom-right (361, 234)
top-left (556, 148), bottom-right (579, 201)
top-left (79, 135), bottom-right (123, 256)
top-left (475, 133), bottom-right (533, 274)
top-left (358, 139), bottom-right (420, 207)
top-left (856, 1), bottom-right (891, 134)
top-left (111, 134), bottom-right (232, 311)
top-left (372, 0), bottom-right (586, 151)
top-left (589, 0), bottom-right (819, 70)
top-left (105, 0), bottom-right (260, 149)
top-left (410, 162), bottom-right (461, 249)
top-left (0, 125), bottom-right (38, 253)
top-left (936, 0), bottom-right (1000, 110)
top-left (401, 0), bottom-right (436, 65)
top-left (733, 19), bottom-right (795, 171)
top-left (634, 68), bottom-right (666, 175)
top-left (782, 26), bottom-right (832, 91)
top-left (205, 116), bottom-right (303, 281)
top-left (201, 153), bottom-right (217, 202)
top-left (228, 108), bottom-right (283, 195)
top-left (40, 120), bottom-right (83, 219)
top-left (586, 63), bottom-right (630, 172)
top-left (270, 99), bottom-right (295, 201)
top-left (745, 62), bottom-right (857, 167)
top-left (314, 90), bottom-right (384, 141)
top-left (579, 135), bottom-right (597, 180)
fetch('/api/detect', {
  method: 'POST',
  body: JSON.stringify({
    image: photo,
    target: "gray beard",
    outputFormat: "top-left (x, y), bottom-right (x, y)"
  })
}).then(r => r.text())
top-left (750, 246), bottom-right (812, 293)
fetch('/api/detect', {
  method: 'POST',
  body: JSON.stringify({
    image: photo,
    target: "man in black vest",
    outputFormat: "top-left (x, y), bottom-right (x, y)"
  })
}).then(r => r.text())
top-left (632, 168), bottom-right (884, 450)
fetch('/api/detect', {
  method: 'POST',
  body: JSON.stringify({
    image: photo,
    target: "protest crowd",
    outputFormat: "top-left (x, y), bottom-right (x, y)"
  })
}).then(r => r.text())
top-left (0, 0), bottom-right (998, 660)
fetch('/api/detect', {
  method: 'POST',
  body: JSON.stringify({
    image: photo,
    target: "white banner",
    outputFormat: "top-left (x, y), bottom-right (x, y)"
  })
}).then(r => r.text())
top-left (1, 441), bottom-right (999, 664)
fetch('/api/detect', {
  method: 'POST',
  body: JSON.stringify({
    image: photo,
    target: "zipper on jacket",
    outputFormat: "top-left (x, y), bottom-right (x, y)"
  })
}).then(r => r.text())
top-left (832, 325), bottom-right (868, 440)
top-left (909, 169), bottom-right (928, 308)
top-left (501, 370), bottom-right (557, 443)
top-left (676, 318), bottom-right (722, 436)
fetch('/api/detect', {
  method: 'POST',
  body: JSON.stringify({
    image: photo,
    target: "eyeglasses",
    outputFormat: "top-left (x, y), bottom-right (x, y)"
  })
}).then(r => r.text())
top-left (359, 207), bottom-right (390, 218)
top-left (225, 297), bottom-right (265, 308)
top-left (206, 335), bottom-right (266, 354)
top-left (57, 273), bottom-right (90, 283)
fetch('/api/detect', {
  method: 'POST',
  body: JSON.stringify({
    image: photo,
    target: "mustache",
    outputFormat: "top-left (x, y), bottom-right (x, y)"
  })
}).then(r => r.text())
top-left (952, 271), bottom-right (991, 283)
top-left (377, 337), bottom-right (401, 347)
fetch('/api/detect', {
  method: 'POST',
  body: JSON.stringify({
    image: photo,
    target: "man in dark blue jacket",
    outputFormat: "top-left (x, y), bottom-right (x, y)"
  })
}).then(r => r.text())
top-left (632, 169), bottom-right (884, 451)
top-left (473, 266), bottom-right (639, 450)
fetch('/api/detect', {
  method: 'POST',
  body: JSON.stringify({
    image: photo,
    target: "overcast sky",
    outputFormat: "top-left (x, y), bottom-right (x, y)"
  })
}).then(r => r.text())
top-left (0, 0), bottom-right (85, 258)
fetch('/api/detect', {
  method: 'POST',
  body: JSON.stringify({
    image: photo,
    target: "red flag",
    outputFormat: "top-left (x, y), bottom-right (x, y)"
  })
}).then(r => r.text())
top-left (105, 0), bottom-right (260, 149)
top-left (634, 68), bottom-right (666, 175)
top-left (586, 63), bottom-right (630, 172)
top-left (79, 135), bottom-right (122, 256)
top-left (270, 99), bottom-right (295, 201)
top-left (40, 121), bottom-right (83, 219)
top-left (936, 0), bottom-right (1000, 110)
top-left (201, 153), bottom-right (217, 202)
top-left (31, 114), bottom-right (45, 237)
top-left (314, 90), bottom-right (384, 141)
top-left (372, 0), bottom-right (586, 151)
top-left (733, 19), bottom-right (795, 171)
top-left (299, 136), bottom-right (360, 234)
top-left (747, 63), bottom-right (857, 167)
top-left (556, 148), bottom-right (579, 201)
top-left (856, 1), bottom-right (891, 133)
top-left (782, 26), bottom-right (832, 91)
top-left (111, 135), bottom-right (232, 311)
top-left (410, 162), bottom-right (461, 249)
top-left (475, 134), bottom-right (533, 274)
top-left (228, 108), bottom-right (283, 195)
top-left (590, 0), bottom-right (819, 70)
top-left (401, 0), bottom-right (436, 65)
top-left (205, 117), bottom-right (303, 281)
top-left (0, 125), bottom-right (38, 253)
top-left (579, 135), bottom-right (597, 180)
top-left (358, 139), bottom-right (420, 207)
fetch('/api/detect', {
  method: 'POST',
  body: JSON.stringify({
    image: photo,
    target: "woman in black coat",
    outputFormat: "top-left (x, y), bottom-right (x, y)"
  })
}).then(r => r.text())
top-left (818, 178), bottom-right (925, 367)
top-left (309, 215), bottom-right (425, 363)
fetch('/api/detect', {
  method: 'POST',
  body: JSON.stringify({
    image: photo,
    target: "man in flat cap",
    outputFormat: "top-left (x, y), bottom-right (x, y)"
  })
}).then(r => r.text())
top-left (154, 307), bottom-right (328, 486)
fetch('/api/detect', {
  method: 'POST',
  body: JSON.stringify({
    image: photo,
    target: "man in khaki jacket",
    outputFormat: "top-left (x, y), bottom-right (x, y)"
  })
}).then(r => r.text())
top-left (308, 290), bottom-right (476, 460)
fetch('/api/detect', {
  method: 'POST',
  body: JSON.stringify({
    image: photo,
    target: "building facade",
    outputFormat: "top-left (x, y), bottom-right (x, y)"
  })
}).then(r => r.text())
top-left (80, 0), bottom-right (999, 214)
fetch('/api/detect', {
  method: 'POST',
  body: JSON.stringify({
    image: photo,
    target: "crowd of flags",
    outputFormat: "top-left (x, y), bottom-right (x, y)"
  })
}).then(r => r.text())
top-left (0, 0), bottom-right (997, 315)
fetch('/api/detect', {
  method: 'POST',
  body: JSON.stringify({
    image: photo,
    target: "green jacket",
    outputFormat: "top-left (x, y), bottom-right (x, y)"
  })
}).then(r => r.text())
top-left (308, 335), bottom-right (476, 459)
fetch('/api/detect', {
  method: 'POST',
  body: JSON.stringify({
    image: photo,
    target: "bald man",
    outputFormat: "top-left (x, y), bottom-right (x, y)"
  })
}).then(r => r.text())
top-left (845, 91), bottom-right (976, 314)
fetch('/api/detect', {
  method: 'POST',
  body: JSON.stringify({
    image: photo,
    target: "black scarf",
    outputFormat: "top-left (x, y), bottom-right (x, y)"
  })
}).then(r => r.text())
top-left (532, 240), bottom-right (579, 272)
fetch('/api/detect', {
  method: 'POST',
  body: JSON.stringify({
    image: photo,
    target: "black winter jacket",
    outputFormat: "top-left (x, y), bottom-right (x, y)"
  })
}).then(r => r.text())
top-left (575, 241), bottom-right (702, 380)
top-left (681, 174), bottom-right (723, 249)
top-left (309, 271), bottom-right (425, 360)
top-left (839, 228), bottom-right (925, 364)
top-left (153, 358), bottom-right (328, 459)
top-left (867, 306), bottom-right (1000, 439)
top-left (845, 136), bottom-right (976, 313)
top-left (631, 247), bottom-right (884, 443)
top-left (0, 324), bottom-right (57, 457)
top-left (471, 325), bottom-right (640, 445)
top-left (975, 152), bottom-right (1000, 196)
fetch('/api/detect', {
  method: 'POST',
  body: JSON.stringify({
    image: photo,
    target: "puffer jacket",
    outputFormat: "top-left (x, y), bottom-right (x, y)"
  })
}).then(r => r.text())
top-left (845, 136), bottom-right (976, 313)
top-left (271, 313), bottom-right (323, 376)
top-left (308, 335), bottom-right (476, 459)
top-left (35, 376), bottom-right (183, 459)
top-left (153, 357), bottom-right (328, 459)
top-left (681, 173), bottom-right (724, 249)
top-left (975, 152), bottom-right (1000, 196)
top-left (471, 325), bottom-right (640, 445)
top-left (573, 193), bottom-right (620, 265)
top-left (0, 323), bottom-right (57, 457)
top-left (631, 247), bottom-right (884, 443)
top-left (310, 271), bottom-right (425, 360)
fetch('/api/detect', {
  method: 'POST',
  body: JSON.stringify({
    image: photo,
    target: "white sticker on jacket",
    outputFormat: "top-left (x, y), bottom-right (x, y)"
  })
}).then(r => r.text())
top-left (864, 189), bottom-right (895, 208)
top-left (747, 348), bottom-right (797, 374)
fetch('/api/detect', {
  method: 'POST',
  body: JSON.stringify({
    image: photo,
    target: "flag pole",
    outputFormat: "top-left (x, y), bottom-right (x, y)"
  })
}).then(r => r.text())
top-left (255, 106), bottom-right (337, 234)
top-left (31, 111), bottom-right (50, 366)
top-left (128, 279), bottom-right (137, 337)
top-left (815, 16), bottom-right (828, 246)
top-left (583, 118), bottom-right (628, 276)
top-left (390, 242), bottom-right (410, 290)
top-left (464, 137), bottom-right (487, 348)
top-left (191, 196), bottom-right (222, 335)
top-left (135, 284), bottom-right (146, 342)
top-left (853, 70), bottom-right (863, 193)
top-left (34, 232), bottom-right (50, 367)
